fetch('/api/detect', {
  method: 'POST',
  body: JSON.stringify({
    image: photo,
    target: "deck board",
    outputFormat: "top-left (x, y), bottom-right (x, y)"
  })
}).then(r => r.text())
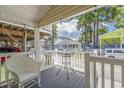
top-left (0, 66), bottom-right (85, 88)
top-left (38, 66), bottom-right (85, 88)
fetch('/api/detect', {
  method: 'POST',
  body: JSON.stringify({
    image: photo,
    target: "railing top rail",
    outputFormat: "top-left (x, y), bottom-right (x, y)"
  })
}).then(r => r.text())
top-left (90, 56), bottom-right (124, 66)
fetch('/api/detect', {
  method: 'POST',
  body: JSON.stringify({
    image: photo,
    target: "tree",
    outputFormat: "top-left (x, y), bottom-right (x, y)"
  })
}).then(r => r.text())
top-left (77, 12), bottom-right (96, 46)
top-left (104, 5), bottom-right (124, 28)
top-left (96, 27), bottom-right (108, 36)
top-left (113, 6), bottom-right (124, 29)
top-left (77, 5), bottom-right (124, 48)
top-left (50, 24), bottom-right (58, 50)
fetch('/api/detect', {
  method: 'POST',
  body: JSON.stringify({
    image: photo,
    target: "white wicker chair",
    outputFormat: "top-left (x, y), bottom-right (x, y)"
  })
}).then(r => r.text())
top-left (5, 55), bottom-right (41, 88)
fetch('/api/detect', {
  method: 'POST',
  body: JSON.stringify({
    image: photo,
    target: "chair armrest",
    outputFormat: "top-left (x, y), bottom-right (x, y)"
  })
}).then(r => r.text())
top-left (33, 61), bottom-right (41, 72)
top-left (26, 61), bottom-right (42, 73)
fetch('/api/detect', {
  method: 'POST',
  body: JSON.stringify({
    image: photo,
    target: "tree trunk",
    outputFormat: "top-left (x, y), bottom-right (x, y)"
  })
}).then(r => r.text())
top-left (90, 25), bottom-right (92, 43)
top-left (85, 24), bottom-right (87, 46)
top-left (93, 22), bottom-right (96, 47)
top-left (51, 37), bottom-right (54, 50)
top-left (96, 14), bottom-right (99, 46)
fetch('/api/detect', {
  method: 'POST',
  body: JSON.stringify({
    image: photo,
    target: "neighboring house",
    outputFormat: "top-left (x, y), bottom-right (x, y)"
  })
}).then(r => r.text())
top-left (100, 29), bottom-right (124, 48)
top-left (54, 36), bottom-right (81, 50)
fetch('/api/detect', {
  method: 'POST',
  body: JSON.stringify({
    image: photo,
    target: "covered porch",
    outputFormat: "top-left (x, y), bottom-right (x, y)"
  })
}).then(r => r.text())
top-left (0, 5), bottom-right (124, 88)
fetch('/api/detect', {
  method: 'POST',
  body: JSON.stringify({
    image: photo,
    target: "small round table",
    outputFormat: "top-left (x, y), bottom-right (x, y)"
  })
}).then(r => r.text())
top-left (56, 52), bottom-right (75, 80)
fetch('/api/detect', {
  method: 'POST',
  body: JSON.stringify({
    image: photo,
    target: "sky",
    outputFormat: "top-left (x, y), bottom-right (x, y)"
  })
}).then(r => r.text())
top-left (57, 19), bottom-right (81, 40)
top-left (56, 19), bottom-right (117, 40)
top-left (107, 22), bottom-right (118, 32)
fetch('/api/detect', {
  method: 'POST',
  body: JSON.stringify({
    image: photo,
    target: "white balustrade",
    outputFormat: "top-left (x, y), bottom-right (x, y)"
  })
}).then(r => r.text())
top-left (88, 56), bottom-right (124, 88)
top-left (1, 50), bottom-right (124, 88)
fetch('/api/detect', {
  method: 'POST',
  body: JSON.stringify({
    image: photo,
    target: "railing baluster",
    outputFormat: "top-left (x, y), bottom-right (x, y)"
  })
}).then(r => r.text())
top-left (43, 53), bottom-right (47, 66)
top-left (0, 57), bottom-right (1, 84)
top-left (94, 62), bottom-right (97, 88)
top-left (78, 54), bottom-right (80, 69)
top-left (75, 53), bottom-right (77, 68)
top-left (71, 54), bottom-right (73, 68)
top-left (5, 56), bottom-right (9, 87)
top-left (50, 53), bottom-right (52, 65)
top-left (121, 65), bottom-right (124, 87)
top-left (78, 54), bottom-right (80, 68)
top-left (70, 54), bottom-right (73, 67)
top-left (81, 54), bottom-right (83, 69)
top-left (101, 63), bottom-right (105, 88)
top-left (111, 64), bottom-right (114, 88)
top-left (50, 53), bottom-right (51, 65)
top-left (77, 54), bottom-right (78, 68)
top-left (47, 53), bottom-right (48, 65)
top-left (48, 53), bottom-right (50, 65)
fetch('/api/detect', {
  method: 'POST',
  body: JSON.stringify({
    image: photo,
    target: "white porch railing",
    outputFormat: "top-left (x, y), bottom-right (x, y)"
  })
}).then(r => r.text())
top-left (40, 51), bottom-right (55, 70)
top-left (54, 51), bottom-right (85, 72)
top-left (0, 50), bottom-right (86, 87)
top-left (1, 50), bottom-right (124, 88)
top-left (85, 54), bottom-right (124, 88)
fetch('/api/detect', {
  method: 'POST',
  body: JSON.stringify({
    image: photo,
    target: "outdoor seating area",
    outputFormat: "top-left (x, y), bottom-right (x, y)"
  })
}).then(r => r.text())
top-left (0, 51), bottom-right (86, 88)
top-left (0, 5), bottom-right (124, 89)
top-left (0, 50), bottom-right (124, 88)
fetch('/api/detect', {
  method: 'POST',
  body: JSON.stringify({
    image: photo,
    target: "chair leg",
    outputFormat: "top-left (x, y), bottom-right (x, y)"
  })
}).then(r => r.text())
top-left (56, 65), bottom-right (63, 75)
top-left (70, 67), bottom-right (75, 74)
top-left (18, 83), bottom-right (21, 88)
top-left (38, 74), bottom-right (41, 87)
top-left (66, 66), bottom-right (69, 80)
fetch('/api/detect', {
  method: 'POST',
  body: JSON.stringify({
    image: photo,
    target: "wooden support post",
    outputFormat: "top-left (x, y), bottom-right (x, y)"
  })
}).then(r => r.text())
top-left (121, 65), bottom-right (124, 87)
top-left (84, 53), bottom-right (90, 88)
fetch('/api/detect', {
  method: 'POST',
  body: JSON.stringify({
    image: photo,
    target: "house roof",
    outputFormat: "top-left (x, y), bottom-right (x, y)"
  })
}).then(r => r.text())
top-left (100, 29), bottom-right (124, 45)
top-left (55, 36), bottom-right (80, 45)
top-left (100, 29), bottom-right (124, 39)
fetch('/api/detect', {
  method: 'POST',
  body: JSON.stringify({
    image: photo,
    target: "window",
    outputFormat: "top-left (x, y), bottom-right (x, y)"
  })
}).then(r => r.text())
top-left (73, 44), bottom-right (75, 48)
top-left (113, 50), bottom-right (124, 53)
top-left (76, 44), bottom-right (78, 48)
top-left (106, 50), bottom-right (112, 53)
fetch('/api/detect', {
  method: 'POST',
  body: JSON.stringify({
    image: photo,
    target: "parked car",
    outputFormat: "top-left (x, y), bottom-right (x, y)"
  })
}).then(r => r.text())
top-left (0, 47), bottom-right (21, 63)
top-left (104, 49), bottom-right (124, 59)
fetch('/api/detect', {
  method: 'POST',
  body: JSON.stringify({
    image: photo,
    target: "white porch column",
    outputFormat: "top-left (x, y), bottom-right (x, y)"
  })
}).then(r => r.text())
top-left (34, 28), bottom-right (41, 62)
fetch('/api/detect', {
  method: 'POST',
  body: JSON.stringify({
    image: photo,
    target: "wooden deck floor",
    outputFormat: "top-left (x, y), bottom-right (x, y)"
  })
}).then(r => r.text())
top-left (0, 66), bottom-right (85, 88)
top-left (32, 66), bottom-right (85, 88)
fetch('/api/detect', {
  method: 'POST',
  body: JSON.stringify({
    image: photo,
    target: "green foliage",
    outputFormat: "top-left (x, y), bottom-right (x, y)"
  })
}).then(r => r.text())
top-left (96, 27), bottom-right (108, 35)
top-left (49, 24), bottom-right (58, 50)
top-left (77, 5), bottom-right (124, 47)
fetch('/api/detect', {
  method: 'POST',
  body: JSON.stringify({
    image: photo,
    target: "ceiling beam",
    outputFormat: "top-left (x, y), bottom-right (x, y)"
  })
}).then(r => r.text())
top-left (0, 27), bottom-right (35, 39)
top-left (0, 27), bottom-right (49, 39)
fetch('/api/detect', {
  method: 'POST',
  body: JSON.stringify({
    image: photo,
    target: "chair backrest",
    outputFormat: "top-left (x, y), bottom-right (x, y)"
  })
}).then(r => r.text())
top-left (5, 55), bottom-right (40, 76)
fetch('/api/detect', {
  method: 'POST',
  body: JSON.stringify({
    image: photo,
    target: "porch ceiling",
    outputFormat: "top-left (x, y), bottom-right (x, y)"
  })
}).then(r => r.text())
top-left (38, 5), bottom-right (93, 27)
top-left (0, 5), bottom-right (93, 28)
